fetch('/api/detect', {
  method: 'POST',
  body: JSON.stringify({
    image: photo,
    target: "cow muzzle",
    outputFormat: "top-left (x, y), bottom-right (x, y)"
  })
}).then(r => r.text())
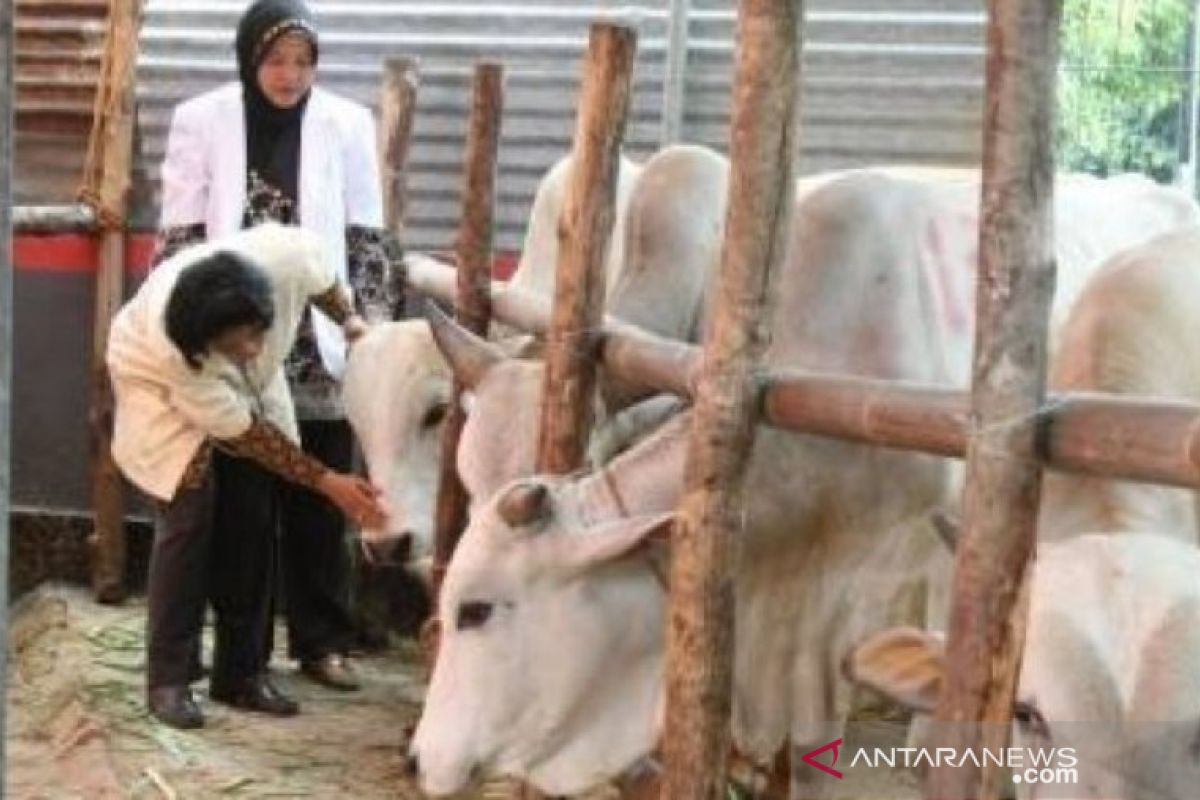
top-left (406, 747), bottom-right (485, 797)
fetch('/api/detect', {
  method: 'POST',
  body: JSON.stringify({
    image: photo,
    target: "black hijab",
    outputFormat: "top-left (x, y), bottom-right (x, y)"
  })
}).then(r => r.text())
top-left (235, 0), bottom-right (319, 206)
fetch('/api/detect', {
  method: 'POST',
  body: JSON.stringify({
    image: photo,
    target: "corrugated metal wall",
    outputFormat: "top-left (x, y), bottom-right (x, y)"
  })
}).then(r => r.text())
top-left (13, 0), bottom-right (106, 204)
top-left (134, 0), bottom-right (987, 252)
top-left (690, 0), bottom-right (986, 171)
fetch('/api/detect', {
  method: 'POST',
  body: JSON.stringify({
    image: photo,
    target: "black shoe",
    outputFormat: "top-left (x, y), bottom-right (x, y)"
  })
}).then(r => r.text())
top-left (148, 685), bottom-right (204, 730)
top-left (210, 674), bottom-right (299, 717)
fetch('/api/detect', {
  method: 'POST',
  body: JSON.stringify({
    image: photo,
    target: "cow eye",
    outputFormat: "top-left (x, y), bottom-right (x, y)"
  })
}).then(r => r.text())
top-left (1014, 700), bottom-right (1051, 740)
top-left (422, 402), bottom-right (448, 430)
top-left (457, 601), bottom-right (493, 631)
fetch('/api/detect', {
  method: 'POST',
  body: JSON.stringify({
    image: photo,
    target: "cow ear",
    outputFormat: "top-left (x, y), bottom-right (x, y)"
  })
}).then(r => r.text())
top-left (842, 627), bottom-right (946, 714)
top-left (544, 513), bottom-right (674, 577)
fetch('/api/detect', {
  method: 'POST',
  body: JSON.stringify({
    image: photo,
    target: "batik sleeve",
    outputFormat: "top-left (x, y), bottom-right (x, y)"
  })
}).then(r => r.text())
top-left (217, 417), bottom-right (328, 490)
top-left (346, 224), bottom-right (403, 322)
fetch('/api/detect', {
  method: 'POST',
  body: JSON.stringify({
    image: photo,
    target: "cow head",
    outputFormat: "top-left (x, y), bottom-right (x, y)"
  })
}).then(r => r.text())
top-left (408, 476), bottom-right (672, 796)
top-left (342, 316), bottom-right (539, 567)
top-left (343, 320), bottom-right (451, 565)
top-left (426, 306), bottom-right (547, 506)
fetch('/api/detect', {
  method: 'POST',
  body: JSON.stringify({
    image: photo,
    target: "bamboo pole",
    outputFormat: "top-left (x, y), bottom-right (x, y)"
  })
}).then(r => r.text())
top-left (432, 62), bottom-right (504, 598)
top-left (927, 2), bottom-right (1062, 799)
top-left (535, 22), bottom-right (638, 475)
top-left (379, 57), bottom-right (420, 319)
top-left (407, 253), bottom-right (551, 335)
top-left (1, 0), bottom-right (17, 774)
top-left (405, 253), bottom-right (1200, 490)
top-left (79, 0), bottom-right (144, 604)
top-left (662, 1), bottom-right (804, 797)
top-left (661, 0), bottom-right (692, 145)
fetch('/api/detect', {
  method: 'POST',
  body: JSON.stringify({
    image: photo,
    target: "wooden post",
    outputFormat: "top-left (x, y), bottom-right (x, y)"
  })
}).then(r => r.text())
top-left (379, 57), bottom-right (420, 319)
top-left (927, 2), bottom-right (1062, 799)
top-left (79, 0), bottom-right (143, 604)
top-left (1, 0), bottom-right (17, 773)
top-left (535, 23), bottom-right (638, 474)
top-left (432, 62), bottom-right (504, 598)
top-left (661, 0), bottom-right (692, 145)
top-left (662, 1), bottom-right (804, 797)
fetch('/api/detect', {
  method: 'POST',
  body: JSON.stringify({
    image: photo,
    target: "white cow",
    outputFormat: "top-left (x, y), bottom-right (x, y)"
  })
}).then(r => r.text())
top-left (847, 532), bottom-right (1200, 800)
top-left (441, 170), bottom-right (1200, 511)
top-left (1038, 226), bottom-right (1200, 541)
top-left (409, 171), bottom-right (1200, 798)
top-left (341, 152), bottom-right (642, 561)
top-left (846, 227), bottom-right (1200, 798)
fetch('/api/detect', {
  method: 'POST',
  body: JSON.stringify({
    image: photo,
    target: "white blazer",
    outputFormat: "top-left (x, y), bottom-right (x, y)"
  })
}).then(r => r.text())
top-left (108, 225), bottom-right (335, 501)
top-left (158, 82), bottom-right (384, 378)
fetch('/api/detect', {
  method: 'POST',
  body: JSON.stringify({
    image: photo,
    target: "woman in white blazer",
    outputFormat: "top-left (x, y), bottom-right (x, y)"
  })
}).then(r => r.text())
top-left (154, 0), bottom-right (395, 700)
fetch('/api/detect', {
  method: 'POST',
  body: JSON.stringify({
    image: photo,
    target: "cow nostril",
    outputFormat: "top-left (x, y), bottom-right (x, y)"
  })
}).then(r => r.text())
top-left (403, 750), bottom-right (419, 779)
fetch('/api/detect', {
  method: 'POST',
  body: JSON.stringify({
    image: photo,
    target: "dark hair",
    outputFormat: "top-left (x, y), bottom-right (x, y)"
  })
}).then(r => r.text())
top-left (165, 250), bottom-right (275, 370)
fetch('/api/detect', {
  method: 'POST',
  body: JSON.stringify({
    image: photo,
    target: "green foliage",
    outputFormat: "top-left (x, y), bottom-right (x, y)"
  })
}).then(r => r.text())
top-left (1057, 0), bottom-right (1192, 181)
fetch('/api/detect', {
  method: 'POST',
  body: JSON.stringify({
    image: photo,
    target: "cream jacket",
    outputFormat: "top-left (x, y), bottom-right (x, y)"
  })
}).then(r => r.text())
top-left (158, 82), bottom-right (383, 378)
top-left (107, 224), bottom-right (335, 501)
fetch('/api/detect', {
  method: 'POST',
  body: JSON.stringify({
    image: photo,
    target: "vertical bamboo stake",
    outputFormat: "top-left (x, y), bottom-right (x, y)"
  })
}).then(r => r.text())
top-left (661, 0), bottom-right (692, 145)
top-left (661, 1), bottom-right (804, 797)
top-left (536, 22), bottom-right (638, 475)
top-left (0, 0), bottom-right (16, 773)
top-left (432, 62), bottom-right (505, 598)
top-left (927, 2), bottom-right (1062, 799)
top-left (379, 57), bottom-right (420, 319)
top-left (80, 0), bottom-right (143, 604)
top-left (90, 230), bottom-right (127, 602)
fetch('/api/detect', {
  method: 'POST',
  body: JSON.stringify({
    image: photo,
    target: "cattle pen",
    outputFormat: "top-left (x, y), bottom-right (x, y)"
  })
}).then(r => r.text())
top-left (6, 1), bottom-right (1200, 799)
top-left (402, 1), bottom-right (1200, 799)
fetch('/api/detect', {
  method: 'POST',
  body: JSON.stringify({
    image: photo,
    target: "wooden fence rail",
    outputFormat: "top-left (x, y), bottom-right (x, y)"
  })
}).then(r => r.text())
top-left (405, 253), bottom-right (1200, 491)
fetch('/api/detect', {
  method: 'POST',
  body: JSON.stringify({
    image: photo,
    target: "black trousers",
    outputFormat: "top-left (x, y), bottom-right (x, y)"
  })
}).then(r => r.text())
top-left (277, 419), bottom-right (357, 662)
top-left (146, 451), bottom-right (279, 692)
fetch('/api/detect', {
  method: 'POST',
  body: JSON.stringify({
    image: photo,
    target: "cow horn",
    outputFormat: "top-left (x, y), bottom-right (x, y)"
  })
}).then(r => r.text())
top-left (931, 509), bottom-right (960, 553)
top-left (426, 302), bottom-right (504, 389)
top-left (497, 481), bottom-right (550, 528)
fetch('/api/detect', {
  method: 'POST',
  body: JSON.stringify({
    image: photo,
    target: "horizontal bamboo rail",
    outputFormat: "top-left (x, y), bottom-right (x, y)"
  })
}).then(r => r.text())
top-left (13, 204), bottom-right (97, 233)
top-left (404, 253), bottom-right (1200, 489)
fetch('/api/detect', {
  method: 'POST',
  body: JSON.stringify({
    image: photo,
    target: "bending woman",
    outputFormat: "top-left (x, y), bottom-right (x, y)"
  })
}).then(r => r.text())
top-left (108, 224), bottom-right (387, 730)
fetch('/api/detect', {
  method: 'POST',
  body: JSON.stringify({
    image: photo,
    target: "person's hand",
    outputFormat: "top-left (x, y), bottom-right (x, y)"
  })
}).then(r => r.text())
top-left (343, 315), bottom-right (368, 348)
top-left (317, 471), bottom-right (387, 529)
